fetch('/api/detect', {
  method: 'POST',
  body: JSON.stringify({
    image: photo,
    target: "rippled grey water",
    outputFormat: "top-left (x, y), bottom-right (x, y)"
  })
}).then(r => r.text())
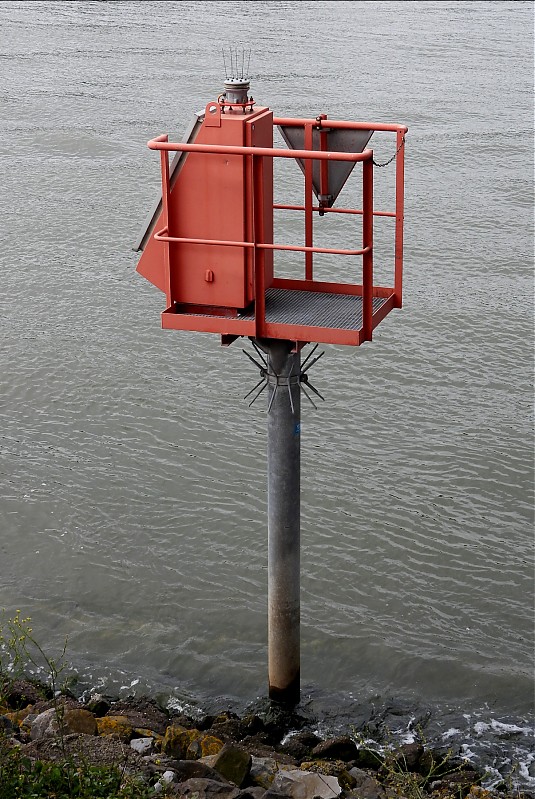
top-left (0, 0), bottom-right (533, 786)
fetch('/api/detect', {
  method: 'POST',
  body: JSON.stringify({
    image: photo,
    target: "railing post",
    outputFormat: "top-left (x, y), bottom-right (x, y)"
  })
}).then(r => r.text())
top-left (252, 153), bottom-right (267, 338)
top-left (318, 115), bottom-right (329, 208)
top-left (362, 154), bottom-right (374, 341)
top-left (304, 123), bottom-right (314, 281)
top-left (159, 139), bottom-right (172, 308)
top-left (394, 129), bottom-right (405, 308)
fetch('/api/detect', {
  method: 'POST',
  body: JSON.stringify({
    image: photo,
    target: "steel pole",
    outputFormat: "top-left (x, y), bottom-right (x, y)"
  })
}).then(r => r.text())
top-left (262, 339), bottom-right (301, 704)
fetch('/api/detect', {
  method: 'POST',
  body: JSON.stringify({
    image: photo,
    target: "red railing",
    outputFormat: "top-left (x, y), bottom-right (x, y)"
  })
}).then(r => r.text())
top-left (271, 116), bottom-right (407, 308)
top-left (147, 115), bottom-right (406, 345)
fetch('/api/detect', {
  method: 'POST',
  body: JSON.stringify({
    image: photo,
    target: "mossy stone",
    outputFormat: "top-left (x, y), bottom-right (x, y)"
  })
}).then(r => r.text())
top-left (64, 708), bottom-right (97, 736)
top-left (212, 743), bottom-right (252, 787)
top-left (96, 714), bottom-right (133, 741)
top-left (4, 705), bottom-right (35, 727)
top-left (162, 724), bottom-right (201, 758)
top-left (187, 733), bottom-right (225, 759)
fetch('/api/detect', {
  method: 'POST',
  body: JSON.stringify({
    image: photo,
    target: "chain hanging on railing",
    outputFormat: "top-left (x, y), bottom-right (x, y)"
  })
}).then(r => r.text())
top-left (373, 135), bottom-right (405, 168)
top-left (243, 342), bottom-right (325, 412)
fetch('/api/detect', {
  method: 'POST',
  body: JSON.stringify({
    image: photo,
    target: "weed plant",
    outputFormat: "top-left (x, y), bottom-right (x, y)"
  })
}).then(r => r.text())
top-left (0, 612), bottom-right (169, 798)
top-left (351, 727), bottom-right (485, 799)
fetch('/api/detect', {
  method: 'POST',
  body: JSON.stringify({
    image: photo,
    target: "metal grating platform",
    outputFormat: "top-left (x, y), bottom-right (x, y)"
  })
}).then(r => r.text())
top-left (239, 288), bottom-right (387, 330)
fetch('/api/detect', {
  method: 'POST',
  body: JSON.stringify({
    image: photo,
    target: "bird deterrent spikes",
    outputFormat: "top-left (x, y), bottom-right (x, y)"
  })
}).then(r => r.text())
top-left (222, 47), bottom-right (252, 81)
top-left (243, 341), bottom-right (325, 411)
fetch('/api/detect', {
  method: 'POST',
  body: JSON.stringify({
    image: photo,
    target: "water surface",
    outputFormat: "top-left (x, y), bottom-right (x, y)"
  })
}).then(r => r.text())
top-left (0, 0), bottom-right (533, 786)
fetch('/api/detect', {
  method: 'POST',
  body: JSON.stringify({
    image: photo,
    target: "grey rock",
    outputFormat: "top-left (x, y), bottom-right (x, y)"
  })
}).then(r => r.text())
top-left (271, 768), bottom-right (341, 799)
top-left (241, 736), bottom-right (296, 764)
top-left (392, 742), bottom-right (423, 772)
top-left (354, 748), bottom-right (383, 771)
top-left (259, 705), bottom-right (306, 744)
top-left (153, 769), bottom-right (176, 795)
top-left (130, 737), bottom-right (154, 755)
top-left (21, 713), bottom-right (38, 728)
top-left (63, 708), bottom-right (97, 736)
top-left (210, 715), bottom-right (265, 744)
top-left (30, 708), bottom-right (58, 741)
top-left (5, 678), bottom-right (51, 707)
top-left (199, 754), bottom-right (218, 768)
top-left (237, 789), bottom-right (266, 799)
top-left (0, 715), bottom-right (14, 734)
top-left (430, 770), bottom-right (481, 792)
top-left (212, 744), bottom-right (252, 787)
top-left (172, 759), bottom-right (231, 783)
top-left (84, 694), bottom-right (112, 717)
top-left (250, 756), bottom-right (279, 788)
top-left (173, 777), bottom-right (242, 799)
top-left (418, 747), bottom-right (456, 778)
top-left (278, 732), bottom-right (321, 761)
top-left (347, 768), bottom-right (385, 799)
top-left (144, 756), bottom-right (182, 775)
top-left (211, 719), bottom-right (249, 743)
top-left (311, 736), bottom-right (359, 763)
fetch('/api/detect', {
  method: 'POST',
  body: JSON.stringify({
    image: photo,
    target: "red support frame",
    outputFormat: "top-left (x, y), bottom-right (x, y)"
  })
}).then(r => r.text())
top-left (146, 114), bottom-right (407, 347)
top-left (362, 155), bottom-right (374, 342)
top-left (394, 127), bottom-right (405, 307)
top-left (159, 141), bottom-right (172, 309)
top-left (304, 122), bottom-right (314, 281)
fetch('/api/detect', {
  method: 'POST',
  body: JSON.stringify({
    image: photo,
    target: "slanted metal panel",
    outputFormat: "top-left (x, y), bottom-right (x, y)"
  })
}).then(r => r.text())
top-left (278, 126), bottom-right (373, 207)
top-left (132, 112), bottom-right (204, 252)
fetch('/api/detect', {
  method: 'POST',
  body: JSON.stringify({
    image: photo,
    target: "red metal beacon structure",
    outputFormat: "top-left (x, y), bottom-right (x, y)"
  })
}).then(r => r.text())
top-left (135, 67), bottom-right (408, 706)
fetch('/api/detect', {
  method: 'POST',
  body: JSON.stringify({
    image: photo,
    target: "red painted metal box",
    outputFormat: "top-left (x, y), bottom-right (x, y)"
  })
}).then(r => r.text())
top-left (137, 105), bottom-right (274, 314)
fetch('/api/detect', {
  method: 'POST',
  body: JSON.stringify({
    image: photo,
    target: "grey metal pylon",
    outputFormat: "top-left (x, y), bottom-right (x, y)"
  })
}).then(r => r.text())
top-left (243, 340), bottom-right (325, 704)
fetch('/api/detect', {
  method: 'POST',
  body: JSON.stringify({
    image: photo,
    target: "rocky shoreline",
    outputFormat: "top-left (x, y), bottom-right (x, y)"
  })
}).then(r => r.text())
top-left (1, 679), bottom-right (532, 798)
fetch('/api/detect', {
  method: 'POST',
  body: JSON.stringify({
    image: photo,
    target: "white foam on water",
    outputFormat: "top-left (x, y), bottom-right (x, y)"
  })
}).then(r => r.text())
top-left (166, 697), bottom-right (203, 718)
top-left (460, 743), bottom-right (477, 762)
top-left (473, 721), bottom-right (490, 735)
top-left (281, 730), bottom-right (301, 745)
top-left (442, 727), bottom-right (461, 740)
top-left (483, 766), bottom-right (507, 789)
top-left (490, 719), bottom-right (531, 735)
top-left (518, 753), bottom-right (535, 787)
